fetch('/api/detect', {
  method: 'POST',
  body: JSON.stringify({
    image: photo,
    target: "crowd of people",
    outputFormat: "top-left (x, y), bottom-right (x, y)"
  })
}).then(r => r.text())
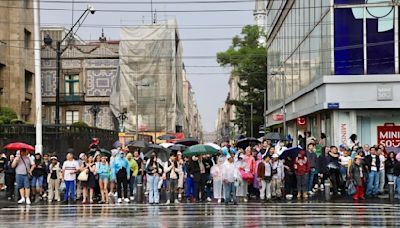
top-left (1, 133), bottom-right (400, 205)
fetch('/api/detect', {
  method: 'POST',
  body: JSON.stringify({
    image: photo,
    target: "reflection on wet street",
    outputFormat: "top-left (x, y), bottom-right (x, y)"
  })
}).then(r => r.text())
top-left (1, 202), bottom-right (399, 227)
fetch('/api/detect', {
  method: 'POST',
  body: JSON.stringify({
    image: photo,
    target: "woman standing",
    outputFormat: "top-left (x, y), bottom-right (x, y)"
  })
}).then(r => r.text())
top-left (112, 152), bottom-right (130, 203)
top-left (126, 153), bottom-right (138, 201)
top-left (94, 152), bottom-right (102, 201)
top-left (235, 153), bottom-right (250, 202)
top-left (145, 152), bottom-right (164, 204)
top-left (97, 156), bottom-right (110, 204)
top-left (81, 155), bottom-right (96, 204)
top-left (30, 153), bottom-right (46, 202)
top-left (176, 151), bottom-right (185, 200)
top-left (210, 157), bottom-right (224, 203)
top-left (294, 150), bottom-right (310, 199)
top-left (349, 155), bottom-right (367, 200)
top-left (244, 147), bottom-right (256, 200)
top-left (385, 152), bottom-right (398, 188)
top-left (47, 156), bottom-right (61, 202)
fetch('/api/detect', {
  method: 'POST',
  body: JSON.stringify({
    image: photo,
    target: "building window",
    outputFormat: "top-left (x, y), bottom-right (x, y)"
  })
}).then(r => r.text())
top-left (23, 0), bottom-right (30, 9)
top-left (65, 75), bottom-right (79, 95)
top-left (66, 111), bottom-right (79, 124)
top-left (24, 29), bottom-right (31, 49)
top-left (25, 70), bottom-right (33, 100)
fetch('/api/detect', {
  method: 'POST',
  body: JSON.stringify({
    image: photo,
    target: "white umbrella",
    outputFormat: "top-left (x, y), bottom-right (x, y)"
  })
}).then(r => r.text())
top-left (205, 143), bottom-right (221, 150)
top-left (160, 143), bottom-right (174, 148)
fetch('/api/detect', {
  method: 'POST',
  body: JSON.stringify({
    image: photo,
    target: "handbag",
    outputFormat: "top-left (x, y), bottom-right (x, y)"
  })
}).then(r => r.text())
top-left (240, 169), bottom-right (254, 183)
top-left (78, 169), bottom-right (89, 182)
top-left (346, 180), bottom-right (356, 195)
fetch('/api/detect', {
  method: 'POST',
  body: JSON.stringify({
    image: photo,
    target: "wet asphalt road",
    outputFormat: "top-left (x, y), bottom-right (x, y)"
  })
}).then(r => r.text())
top-left (0, 201), bottom-right (399, 227)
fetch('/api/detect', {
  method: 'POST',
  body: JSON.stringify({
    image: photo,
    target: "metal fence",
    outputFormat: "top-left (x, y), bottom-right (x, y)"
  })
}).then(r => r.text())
top-left (0, 124), bottom-right (118, 160)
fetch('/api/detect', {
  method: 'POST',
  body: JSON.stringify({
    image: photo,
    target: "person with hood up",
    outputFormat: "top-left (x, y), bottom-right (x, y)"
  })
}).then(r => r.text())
top-left (294, 149), bottom-right (310, 199)
top-left (126, 153), bottom-right (138, 201)
top-left (30, 152), bottom-right (46, 202)
top-left (211, 157), bottom-right (224, 203)
top-left (235, 153), bottom-right (250, 202)
top-left (111, 151), bottom-right (130, 203)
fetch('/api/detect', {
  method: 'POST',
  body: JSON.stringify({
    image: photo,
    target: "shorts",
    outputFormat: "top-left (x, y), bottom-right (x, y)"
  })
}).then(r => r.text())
top-left (0, 172), bottom-right (5, 185)
top-left (99, 174), bottom-right (109, 182)
top-left (16, 174), bottom-right (30, 189)
top-left (31, 176), bottom-right (44, 188)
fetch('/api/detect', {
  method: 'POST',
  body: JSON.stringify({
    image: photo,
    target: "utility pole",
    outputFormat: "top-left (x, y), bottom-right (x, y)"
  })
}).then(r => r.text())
top-left (282, 70), bottom-right (287, 138)
top-left (33, 0), bottom-right (42, 153)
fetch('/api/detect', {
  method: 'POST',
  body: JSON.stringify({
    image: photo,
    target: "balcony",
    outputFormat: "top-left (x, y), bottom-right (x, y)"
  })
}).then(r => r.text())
top-left (60, 93), bottom-right (85, 103)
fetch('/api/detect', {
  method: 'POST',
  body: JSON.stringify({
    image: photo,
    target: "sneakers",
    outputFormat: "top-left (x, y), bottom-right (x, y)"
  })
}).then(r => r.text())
top-left (42, 193), bottom-right (47, 198)
top-left (130, 196), bottom-right (135, 201)
top-left (243, 198), bottom-right (248, 202)
top-left (217, 199), bottom-right (221, 203)
top-left (308, 191), bottom-right (314, 196)
top-left (165, 200), bottom-right (170, 205)
top-left (303, 192), bottom-right (308, 199)
top-left (297, 193), bottom-right (301, 199)
top-left (178, 193), bottom-right (182, 199)
top-left (26, 198), bottom-right (31, 205)
top-left (206, 197), bottom-right (212, 202)
top-left (18, 198), bottom-right (26, 204)
top-left (174, 199), bottom-right (179, 204)
top-left (124, 198), bottom-right (130, 203)
top-left (108, 192), bottom-right (113, 197)
top-left (114, 192), bottom-right (118, 197)
top-left (117, 198), bottom-right (122, 203)
top-left (320, 184), bottom-right (324, 190)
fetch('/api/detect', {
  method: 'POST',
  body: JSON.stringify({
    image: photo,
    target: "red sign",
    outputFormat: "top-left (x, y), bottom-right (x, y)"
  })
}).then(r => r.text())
top-left (272, 114), bottom-right (284, 121)
top-left (297, 117), bottom-right (306, 126)
top-left (377, 125), bottom-right (400, 149)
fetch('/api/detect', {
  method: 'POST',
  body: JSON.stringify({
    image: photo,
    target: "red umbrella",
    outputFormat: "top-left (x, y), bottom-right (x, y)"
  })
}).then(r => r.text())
top-left (4, 142), bottom-right (35, 151)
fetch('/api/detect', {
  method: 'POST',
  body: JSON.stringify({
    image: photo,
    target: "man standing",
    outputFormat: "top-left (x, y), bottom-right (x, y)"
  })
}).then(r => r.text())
top-left (222, 155), bottom-right (237, 205)
top-left (306, 143), bottom-right (318, 195)
top-left (365, 147), bottom-right (380, 197)
top-left (0, 152), bottom-right (7, 191)
top-left (12, 148), bottom-right (32, 204)
top-left (62, 153), bottom-right (80, 203)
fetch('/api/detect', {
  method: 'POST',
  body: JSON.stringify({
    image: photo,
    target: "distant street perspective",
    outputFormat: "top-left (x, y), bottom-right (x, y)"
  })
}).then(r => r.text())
top-left (1, 0), bottom-right (400, 227)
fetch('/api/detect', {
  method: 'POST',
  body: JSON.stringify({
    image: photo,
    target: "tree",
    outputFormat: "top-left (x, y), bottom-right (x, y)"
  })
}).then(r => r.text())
top-left (217, 25), bottom-right (267, 137)
top-left (0, 107), bottom-right (18, 124)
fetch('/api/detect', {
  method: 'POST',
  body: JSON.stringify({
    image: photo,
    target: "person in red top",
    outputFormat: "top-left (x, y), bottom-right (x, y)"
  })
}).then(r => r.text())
top-left (294, 150), bottom-right (310, 199)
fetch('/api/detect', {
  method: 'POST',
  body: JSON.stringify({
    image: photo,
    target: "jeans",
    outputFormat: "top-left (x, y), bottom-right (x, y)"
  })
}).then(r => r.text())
top-left (223, 182), bottom-right (237, 204)
top-left (396, 176), bottom-right (400, 196)
top-left (167, 178), bottom-right (178, 202)
top-left (308, 168), bottom-right (318, 191)
top-left (31, 176), bottom-right (44, 188)
top-left (64, 180), bottom-right (76, 201)
top-left (16, 174), bottom-right (30, 189)
top-left (148, 175), bottom-right (160, 203)
top-left (271, 178), bottom-right (282, 197)
top-left (296, 174), bottom-right (308, 193)
top-left (378, 169), bottom-right (385, 193)
top-left (185, 176), bottom-right (196, 198)
top-left (366, 171), bottom-right (379, 196)
top-left (387, 174), bottom-right (396, 190)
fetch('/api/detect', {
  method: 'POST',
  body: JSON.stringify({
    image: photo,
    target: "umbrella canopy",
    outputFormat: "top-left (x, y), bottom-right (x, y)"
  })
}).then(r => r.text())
top-left (144, 145), bottom-right (170, 162)
top-left (129, 141), bottom-right (149, 149)
top-left (157, 135), bottom-right (176, 140)
top-left (174, 138), bottom-right (199, 146)
top-left (236, 137), bottom-right (261, 149)
top-left (183, 144), bottom-right (219, 157)
top-left (264, 132), bottom-right (284, 141)
top-left (160, 143), bottom-right (174, 148)
top-left (4, 142), bottom-right (35, 151)
top-left (205, 143), bottom-right (221, 150)
top-left (169, 144), bottom-right (187, 152)
top-left (278, 147), bottom-right (302, 160)
top-left (113, 141), bottom-right (123, 148)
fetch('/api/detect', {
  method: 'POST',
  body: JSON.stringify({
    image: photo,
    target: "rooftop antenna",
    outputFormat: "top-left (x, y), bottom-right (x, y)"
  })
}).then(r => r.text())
top-left (150, 0), bottom-right (154, 24)
top-left (153, 9), bottom-right (157, 24)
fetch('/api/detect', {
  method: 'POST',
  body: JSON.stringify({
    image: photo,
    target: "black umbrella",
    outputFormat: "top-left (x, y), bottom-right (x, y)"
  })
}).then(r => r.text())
top-left (144, 145), bottom-right (170, 162)
top-left (169, 144), bottom-right (187, 152)
top-left (236, 137), bottom-right (261, 149)
top-left (264, 132), bottom-right (284, 141)
top-left (157, 134), bottom-right (176, 140)
top-left (129, 140), bottom-right (149, 149)
top-left (234, 134), bottom-right (246, 141)
top-left (174, 138), bottom-right (199, 146)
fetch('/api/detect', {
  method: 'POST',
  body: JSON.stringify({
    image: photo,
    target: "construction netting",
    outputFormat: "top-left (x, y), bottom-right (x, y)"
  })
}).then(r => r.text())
top-left (110, 19), bottom-right (184, 134)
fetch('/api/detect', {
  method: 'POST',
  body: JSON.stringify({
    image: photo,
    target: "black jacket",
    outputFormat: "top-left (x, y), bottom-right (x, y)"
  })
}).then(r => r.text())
top-left (385, 158), bottom-right (398, 175)
top-left (187, 159), bottom-right (201, 182)
top-left (364, 155), bottom-right (381, 172)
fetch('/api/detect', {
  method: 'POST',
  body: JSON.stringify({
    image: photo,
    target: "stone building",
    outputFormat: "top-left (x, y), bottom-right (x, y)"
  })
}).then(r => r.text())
top-left (0, 0), bottom-right (35, 122)
top-left (41, 28), bottom-right (118, 130)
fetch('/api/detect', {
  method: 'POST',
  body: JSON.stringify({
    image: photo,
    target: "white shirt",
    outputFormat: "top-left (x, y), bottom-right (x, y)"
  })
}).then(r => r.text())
top-left (222, 162), bottom-right (237, 183)
top-left (62, 160), bottom-right (80, 181)
top-left (371, 155), bottom-right (377, 172)
top-left (340, 156), bottom-right (352, 167)
top-left (379, 155), bottom-right (386, 171)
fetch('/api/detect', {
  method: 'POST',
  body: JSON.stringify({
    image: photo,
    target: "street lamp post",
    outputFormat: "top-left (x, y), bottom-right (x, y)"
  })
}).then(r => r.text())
top-left (89, 105), bottom-right (101, 127)
top-left (255, 89), bottom-right (267, 137)
top-left (43, 5), bottom-right (95, 125)
top-left (117, 108), bottom-right (128, 132)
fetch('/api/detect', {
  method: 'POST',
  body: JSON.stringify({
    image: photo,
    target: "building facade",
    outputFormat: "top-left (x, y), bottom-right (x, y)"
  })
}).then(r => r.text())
top-left (0, 0), bottom-right (35, 122)
top-left (266, 0), bottom-right (400, 151)
top-left (41, 28), bottom-right (118, 130)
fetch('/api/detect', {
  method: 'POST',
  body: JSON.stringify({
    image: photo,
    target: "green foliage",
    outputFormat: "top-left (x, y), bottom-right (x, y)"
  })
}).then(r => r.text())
top-left (217, 25), bottom-right (267, 137)
top-left (10, 119), bottom-right (25, 124)
top-left (71, 121), bottom-right (89, 128)
top-left (0, 107), bottom-right (18, 124)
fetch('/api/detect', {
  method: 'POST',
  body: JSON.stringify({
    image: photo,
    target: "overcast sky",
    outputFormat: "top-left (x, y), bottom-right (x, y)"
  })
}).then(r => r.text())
top-left (41, 0), bottom-right (255, 132)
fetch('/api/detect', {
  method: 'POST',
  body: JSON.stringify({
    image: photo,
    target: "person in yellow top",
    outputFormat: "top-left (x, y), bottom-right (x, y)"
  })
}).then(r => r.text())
top-left (126, 153), bottom-right (138, 201)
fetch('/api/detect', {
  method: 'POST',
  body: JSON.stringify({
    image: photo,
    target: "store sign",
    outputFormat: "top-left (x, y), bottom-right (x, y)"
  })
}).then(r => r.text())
top-left (272, 114), bottom-right (284, 121)
top-left (297, 117), bottom-right (306, 126)
top-left (377, 86), bottom-right (393, 101)
top-left (340, 124), bottom-right (348, 145)
top-left (328, 103), bottom-right (340, 110)
top-left (377, 125), bottom-right (400, 150)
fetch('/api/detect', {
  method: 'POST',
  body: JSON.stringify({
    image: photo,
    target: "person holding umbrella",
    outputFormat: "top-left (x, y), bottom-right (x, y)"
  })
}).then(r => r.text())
top-left (12, 148), bottom-right (32, 204)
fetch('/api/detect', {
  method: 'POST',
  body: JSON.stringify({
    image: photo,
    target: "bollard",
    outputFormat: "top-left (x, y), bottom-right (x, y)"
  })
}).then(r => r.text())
top-left (388, 181), bottom-right (395, 203)
top-left (324, 179), bottom-right (331, 201)
top-left (136, 183), bottom-right (143, 203)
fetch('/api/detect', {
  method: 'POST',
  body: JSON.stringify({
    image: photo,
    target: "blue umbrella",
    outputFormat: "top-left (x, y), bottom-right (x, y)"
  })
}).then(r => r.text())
top-left (113, 141), bottom-right (122, 148)
top-left (278, 147), bottom-right (302, 160)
